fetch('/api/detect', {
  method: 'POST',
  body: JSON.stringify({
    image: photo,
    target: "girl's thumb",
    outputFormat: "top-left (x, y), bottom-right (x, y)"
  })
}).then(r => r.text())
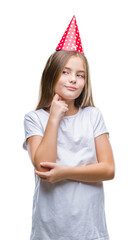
top-left (54, 93), bottom-right (63, 101)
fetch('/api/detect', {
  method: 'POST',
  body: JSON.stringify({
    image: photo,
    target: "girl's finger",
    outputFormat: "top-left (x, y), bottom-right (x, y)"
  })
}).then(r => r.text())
top-left (40, 162), bottom-right (56, 168)
top-left (35, 170), bottom-right (49, 178)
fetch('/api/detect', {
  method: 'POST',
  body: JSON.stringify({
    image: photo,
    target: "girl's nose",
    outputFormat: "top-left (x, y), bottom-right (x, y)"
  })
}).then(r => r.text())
top-left (70, 73), bottom-right (76, 82)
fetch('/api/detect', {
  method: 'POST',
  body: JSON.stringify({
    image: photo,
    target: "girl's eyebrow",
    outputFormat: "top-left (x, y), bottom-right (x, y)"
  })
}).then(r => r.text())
top-left (64, 67), bottom-right (85, 73)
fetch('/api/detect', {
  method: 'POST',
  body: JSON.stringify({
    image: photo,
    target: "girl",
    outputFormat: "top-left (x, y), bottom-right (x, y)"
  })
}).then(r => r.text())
top-left (23, 16), bottom-right (115, 240)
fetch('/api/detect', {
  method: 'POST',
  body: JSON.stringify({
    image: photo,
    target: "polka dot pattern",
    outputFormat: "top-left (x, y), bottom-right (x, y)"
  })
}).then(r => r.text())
top-left (56, 15), bottom-right (84, 54)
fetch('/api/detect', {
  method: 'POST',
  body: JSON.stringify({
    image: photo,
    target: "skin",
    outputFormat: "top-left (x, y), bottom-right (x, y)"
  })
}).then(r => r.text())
top-left (27, 56), bottom-right (115, 182)
top-left (53, 55), bottom-right (86, 116)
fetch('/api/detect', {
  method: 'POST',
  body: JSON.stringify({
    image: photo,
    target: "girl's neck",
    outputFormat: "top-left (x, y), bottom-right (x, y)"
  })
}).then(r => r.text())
top-left (64, 106), bottom-right (79, 116)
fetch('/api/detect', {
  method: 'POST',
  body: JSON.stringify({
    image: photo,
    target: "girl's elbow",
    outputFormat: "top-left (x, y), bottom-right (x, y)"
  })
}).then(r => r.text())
top-left (110, 168), bottom-right (115, 180)
top-left (34, 153), bottom-right (41, 171)
top-left (107, 166), bottom-right (115, 180)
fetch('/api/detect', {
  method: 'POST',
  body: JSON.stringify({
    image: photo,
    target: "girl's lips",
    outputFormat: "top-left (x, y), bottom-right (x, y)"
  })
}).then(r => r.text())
top-left (66, 86), bottom-right (77, 90)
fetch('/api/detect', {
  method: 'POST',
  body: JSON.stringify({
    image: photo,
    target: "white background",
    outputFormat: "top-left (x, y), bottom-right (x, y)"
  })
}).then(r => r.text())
top-left (0, 0), bottom-right (138, 239)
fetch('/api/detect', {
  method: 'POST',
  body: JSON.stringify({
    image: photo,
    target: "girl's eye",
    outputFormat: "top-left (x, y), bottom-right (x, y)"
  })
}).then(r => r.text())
top-left (62, 71), bottom-right (68, 74)
top-left (77, 74), bottom-right (84, 78)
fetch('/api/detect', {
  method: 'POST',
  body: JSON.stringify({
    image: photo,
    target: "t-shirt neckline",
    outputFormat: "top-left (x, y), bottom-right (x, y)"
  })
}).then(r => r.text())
top-left (41, 107), bottom-right (81, 119)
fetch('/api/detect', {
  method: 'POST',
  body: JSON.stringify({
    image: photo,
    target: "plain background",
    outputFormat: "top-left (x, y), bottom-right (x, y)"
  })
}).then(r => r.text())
top-left (0, 0), bottom-right (138, 239)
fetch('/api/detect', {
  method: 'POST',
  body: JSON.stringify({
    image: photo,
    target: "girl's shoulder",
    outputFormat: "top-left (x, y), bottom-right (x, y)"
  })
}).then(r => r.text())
top-left (81, 106), bottom-right (106, 126)
top-left (81, 106), bottom-right (101, 115)
top-left (24, 108), bottom-right (47, 120)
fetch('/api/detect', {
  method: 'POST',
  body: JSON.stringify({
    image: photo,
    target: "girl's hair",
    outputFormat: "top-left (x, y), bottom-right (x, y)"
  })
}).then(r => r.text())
top-left (35, 50), bottom-right (95, 111)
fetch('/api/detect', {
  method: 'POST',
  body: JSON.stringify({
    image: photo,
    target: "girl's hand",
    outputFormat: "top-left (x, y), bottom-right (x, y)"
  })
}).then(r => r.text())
top-left (49, 93), bottom-right (69, 122)
top-left (35, 162), bottom-right (70, 183)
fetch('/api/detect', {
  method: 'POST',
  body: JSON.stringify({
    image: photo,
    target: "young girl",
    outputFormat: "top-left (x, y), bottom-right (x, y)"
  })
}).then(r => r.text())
top-left (23, 16), bottom-right (115, 240)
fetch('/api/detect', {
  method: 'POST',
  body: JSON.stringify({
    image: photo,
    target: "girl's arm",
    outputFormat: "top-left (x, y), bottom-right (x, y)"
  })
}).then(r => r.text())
top-left (35, 133), bottom-right (115, 183)
top-left (27, 116), bottom-right (59, 172)
top-left (66, 133), bottom-right (115, 182)
top-left (26, 94), bottom-right (68, 172)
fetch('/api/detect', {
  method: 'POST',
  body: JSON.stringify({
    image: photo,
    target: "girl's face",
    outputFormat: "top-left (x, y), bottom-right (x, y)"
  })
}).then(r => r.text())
top-left (54, 56), bottom-right (86, 102)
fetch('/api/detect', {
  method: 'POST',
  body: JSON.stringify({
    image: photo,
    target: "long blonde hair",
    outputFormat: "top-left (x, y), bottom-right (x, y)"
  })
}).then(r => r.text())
top-left (35, 50), bottom-right (95, 111)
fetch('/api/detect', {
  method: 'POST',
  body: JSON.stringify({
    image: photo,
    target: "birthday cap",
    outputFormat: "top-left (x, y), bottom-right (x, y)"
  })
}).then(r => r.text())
top-left (56, 15), bottom-right (84, 53)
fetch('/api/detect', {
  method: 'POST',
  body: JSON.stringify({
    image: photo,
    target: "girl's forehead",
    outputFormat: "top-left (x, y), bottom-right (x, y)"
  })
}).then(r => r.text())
top-left (65, 56), bottom-right (85, 70)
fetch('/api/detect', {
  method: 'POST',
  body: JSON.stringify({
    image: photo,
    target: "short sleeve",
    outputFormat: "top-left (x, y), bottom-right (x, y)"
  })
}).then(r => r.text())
top-left (23, 111), bottom-right (43, 151)
top-left (92, 107), bottom-right (110, 139)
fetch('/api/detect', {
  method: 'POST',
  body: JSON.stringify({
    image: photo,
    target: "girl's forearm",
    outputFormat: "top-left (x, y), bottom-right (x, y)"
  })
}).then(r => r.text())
top-left (34, 116), bottom-right (59, 171)
top-left (65, 162), bottom-right (115, 183)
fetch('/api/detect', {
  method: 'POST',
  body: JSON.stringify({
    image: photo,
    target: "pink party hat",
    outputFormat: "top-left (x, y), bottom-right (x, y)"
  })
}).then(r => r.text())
top-left (56, 15), bottom-right (84, 53)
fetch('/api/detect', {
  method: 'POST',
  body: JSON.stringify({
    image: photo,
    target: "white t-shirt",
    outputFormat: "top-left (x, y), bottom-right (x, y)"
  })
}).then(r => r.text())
top-left (23, 106), bottom-right (110, 240)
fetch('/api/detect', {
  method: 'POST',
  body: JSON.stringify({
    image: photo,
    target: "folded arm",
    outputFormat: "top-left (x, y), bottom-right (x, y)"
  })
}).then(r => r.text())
top-left (65, 133), bottom-right (115, 182)
top-left (26, 116), bottom-right (59, 172)
top-left (35, 133), bottom-right (115, 183)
